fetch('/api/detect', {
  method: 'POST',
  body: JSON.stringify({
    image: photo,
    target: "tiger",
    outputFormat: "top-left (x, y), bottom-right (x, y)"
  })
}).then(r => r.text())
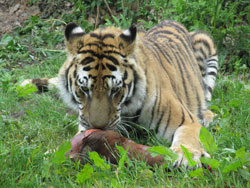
top-left (21, 20), bottom-right (218, 167)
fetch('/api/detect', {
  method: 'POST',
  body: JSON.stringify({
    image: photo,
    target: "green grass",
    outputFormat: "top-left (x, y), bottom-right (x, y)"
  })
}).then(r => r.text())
top-left (1, 1), bottom-right (250, 187)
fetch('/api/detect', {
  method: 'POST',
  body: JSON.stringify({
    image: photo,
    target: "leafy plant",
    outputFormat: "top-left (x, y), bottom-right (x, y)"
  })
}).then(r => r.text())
top-left (15, 84), bottom-right (38, 98)
top-left (148, 145), bottom-right (178, 162)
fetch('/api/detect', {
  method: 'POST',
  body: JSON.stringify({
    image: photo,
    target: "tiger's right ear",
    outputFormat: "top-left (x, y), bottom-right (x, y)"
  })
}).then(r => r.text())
top-left (64, 23), bottom-right (85, 55)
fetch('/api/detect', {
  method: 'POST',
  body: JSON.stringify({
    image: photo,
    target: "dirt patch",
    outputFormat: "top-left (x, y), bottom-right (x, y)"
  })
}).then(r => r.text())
top-left (0, 0), bottom-right (40, 38)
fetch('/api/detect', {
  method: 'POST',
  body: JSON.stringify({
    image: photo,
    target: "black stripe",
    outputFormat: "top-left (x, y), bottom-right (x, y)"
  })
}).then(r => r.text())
top-left (178, 108), bottom-right (185, 127)
top-left (124, 70), bottom-right (137, 106)
top-left (194, 39), bottom-right (211, 55)
top-left (124, 83), bottom-right (133, 105)
top-left (69, 77), bottom-right (72, 92)
top-left (104, 50), bottom-right (126, 58)
top-left (78, 50), bottom-right (103, 59)
top-left (207, 86), bottom-right (213, 93)
top-left (102, 75), bottom-right (115, 81)
top-left (101, 64), bottom-right (105, 70)
top-left (149, 93), bottom-right (158, 127)
top-left (85, 43), bottom-right (101, 48)
top-left (154, 83), bottom-right (162, 129)
top-left (105, 55), bottom-right (119, 65)
top-left (150, 30), bottom-right (189, 51)
top-left (164, 20), bottom-right (188, 36)
top-left (79, 50), bottom-right (122, 65)
top-left (147, 39), bottom-right (173, 65)
top-left (170, 47), bottom-right (190, 107)
top-left (132, 69), bottom-right (138, 96)
top-left (85, 42), bottom-right (116, 49)
top-left (195, 90), bottom-right (203, 121)
top-left (80, 57), bottom-right (95, 65)
top-left (83, 66), bottom-right (92, 71)
top-left (99, 42), bottom-right (115, 48)
top-left (133, 108), bottom-right (142, 123)
top-left (123, 70), bottom-right (128, 81)
top-left (143, 40), bottom-right (168, 74)
top-left (206, 58), bottom-right (218, 63)
top-left (90, 33), bottom-right (101, 40)
top-left (102, 33), bottom-right (115, 40)
top-left (198, 46), bottom-right (207, 59)
top-left (65, 63), bottom-right (74, 92)
top-left (89, 33), bottom-right (115, 40)
top-left (207, 65), bottom-right (218, 70)
top-left (155, 110), bottom-right (165, 132)
top-left (198, 64), bottom-right (205, 71)
top-left (106, 63), bottom-right (117, 71)
top-left (208, 72), bottom-right (217, 76)
top-left (95, 64), bottom-right (99, 70)
top-left (162, 102), bottom-right (171, 135)
top-left (73, 69), bottom-right (77, 78)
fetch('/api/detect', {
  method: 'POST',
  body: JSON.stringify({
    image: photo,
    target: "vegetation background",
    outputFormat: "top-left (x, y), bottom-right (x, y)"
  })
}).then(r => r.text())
top-left (0, 0), bottom-right (249, 187)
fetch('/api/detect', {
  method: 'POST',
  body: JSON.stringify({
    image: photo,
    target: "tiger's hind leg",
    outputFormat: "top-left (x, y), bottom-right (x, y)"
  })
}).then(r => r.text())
top-left (203, 109), bottom-right (214, 127)
top-left (20, 77), bottom-right (59, 93)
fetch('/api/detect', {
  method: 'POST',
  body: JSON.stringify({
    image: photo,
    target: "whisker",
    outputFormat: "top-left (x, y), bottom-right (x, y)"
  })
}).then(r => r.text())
top-left (117, 123), bottom-right (130, 137)
top-left (121, 114), bottom-right (140, 119)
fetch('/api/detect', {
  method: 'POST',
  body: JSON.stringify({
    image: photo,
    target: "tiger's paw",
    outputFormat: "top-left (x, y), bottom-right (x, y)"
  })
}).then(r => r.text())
top-left (20, 79), bottom-right (32, 87)
top-left (170, 144), bottom-right (210, 169)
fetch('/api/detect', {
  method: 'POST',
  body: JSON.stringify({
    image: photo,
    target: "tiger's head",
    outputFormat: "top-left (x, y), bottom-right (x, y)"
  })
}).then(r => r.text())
top-left (62, 23), bottom-right (144, 130)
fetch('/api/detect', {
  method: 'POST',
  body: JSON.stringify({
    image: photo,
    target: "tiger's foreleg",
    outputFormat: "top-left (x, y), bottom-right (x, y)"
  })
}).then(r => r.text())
top-left (165, 103), bottom-right (210, 167)
top-left (20, 77), bottom-right (59, 93)
top-left (170, 121), bottom-right (210, 168)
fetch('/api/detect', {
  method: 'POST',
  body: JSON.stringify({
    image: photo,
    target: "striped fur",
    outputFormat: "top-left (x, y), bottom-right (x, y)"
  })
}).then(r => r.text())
top-left (22, 20), bottom-right (218, 166)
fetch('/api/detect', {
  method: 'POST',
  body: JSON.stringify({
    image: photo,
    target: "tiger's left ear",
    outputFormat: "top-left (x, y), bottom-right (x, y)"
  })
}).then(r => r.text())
top-left (119, 25), bottom-right (137, 55)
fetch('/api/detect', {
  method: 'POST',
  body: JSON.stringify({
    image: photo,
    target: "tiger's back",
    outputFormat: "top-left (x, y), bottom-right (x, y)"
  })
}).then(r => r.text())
top-left (130, 20), bottom-right (217, 136)
top-left (143, 20), bottom-right (207, 120)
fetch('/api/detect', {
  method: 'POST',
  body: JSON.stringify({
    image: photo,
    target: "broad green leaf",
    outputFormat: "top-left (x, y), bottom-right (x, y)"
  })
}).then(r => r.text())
top-left (116, 145), bottom-right (129, 171)
top-left (89, 151), bottom-right (110, 170)
top-left (189, 168), bottom-right (203, 177)
top-left (15, 84), bottom-right (38, 98)
top-left (200, 126), bottom-right (217, 154)
top-left (51, 141), bottom-right (71, 165)
top-left (222, 160), bottom-right (242, 173)
top-left (148, 146), bottom-right (178, 162)
top-left (180, 145), bottom-right (197, 167)
top-left (77, 163), bottom-right (93, 184)
top-left (200, 157), bottom-right (219, 168)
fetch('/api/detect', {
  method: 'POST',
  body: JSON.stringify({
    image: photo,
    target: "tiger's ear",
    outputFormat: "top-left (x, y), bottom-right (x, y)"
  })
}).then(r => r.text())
top-left (119, 25), bottom-right (137, 55)
top-left (64, 23), bottom-right (85, 55)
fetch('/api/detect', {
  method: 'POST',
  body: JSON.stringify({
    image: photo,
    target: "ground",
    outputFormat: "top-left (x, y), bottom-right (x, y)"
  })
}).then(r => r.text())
top-left (0, 0), bottom-right (40, 38)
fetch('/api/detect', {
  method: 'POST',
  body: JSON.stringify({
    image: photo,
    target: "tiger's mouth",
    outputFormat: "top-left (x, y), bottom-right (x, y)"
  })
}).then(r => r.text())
top-left (79, 116), bottom-right (121, 131)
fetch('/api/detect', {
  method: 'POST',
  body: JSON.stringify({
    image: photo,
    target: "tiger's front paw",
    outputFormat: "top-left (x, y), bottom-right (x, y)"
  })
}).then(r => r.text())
top-left (20, 79), bottom-right (32, 87)
top-left (170, 144), bottom-right (210, 168)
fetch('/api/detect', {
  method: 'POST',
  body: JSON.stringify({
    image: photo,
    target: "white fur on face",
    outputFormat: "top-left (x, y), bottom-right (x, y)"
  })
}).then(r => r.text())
top-left (77, 68), bottom-right (91, 88)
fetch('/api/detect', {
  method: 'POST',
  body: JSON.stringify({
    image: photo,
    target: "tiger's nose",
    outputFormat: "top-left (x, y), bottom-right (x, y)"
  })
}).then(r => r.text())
top-left (89, 117), bottom-right (109, 129)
